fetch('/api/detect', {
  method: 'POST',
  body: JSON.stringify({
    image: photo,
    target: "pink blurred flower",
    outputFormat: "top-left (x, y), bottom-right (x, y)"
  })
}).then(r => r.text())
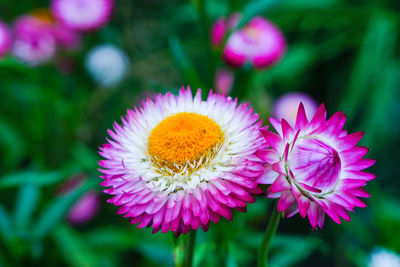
top-left (51, 0), bottom-right (114, 31)
top-left (12, 15), bottom-right (57, 66)
top-left (58, 174), bottom-right (100, 225)
top-left (273, 92), bottom-right (318, 126)
top-left (67, 191), bottom-right (100, 224)
top-left (215, 68), bottom-right (234, 95)
top-left (210, 13), bottom-right (241, 47)
top-left (211, 18), bottom-right (226, 47)
top-left (0, 21), bottom-right (12, 58)
top-left (259, 103), bottom-right (375, 228)
top-left (223, 17), bottom-right (286, 69)
top-left (52, 23), bottom-right (80, 50)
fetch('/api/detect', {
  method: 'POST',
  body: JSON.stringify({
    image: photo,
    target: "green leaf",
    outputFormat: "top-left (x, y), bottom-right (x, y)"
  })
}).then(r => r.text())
top-left (32, 178), bottom-right (97, 240)
top-left (169, 37), bottom-right (205, 90)
top-left (270, 235), bottom-right (325, 266)
top-left (0, 205), bottom-right (13, 242)
top-left (53, 224), bottom-right (98, 267)
top-left (14, 184), bottom-right (40, 235)
top-left (0, 171), bottom-right (66, 189)
top-left (340, 13), bottom-right (397, 125)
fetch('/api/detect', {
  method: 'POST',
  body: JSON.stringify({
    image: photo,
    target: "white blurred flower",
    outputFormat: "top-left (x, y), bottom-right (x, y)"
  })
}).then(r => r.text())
top-left (369, 248), bottom-right (400, 267)
top-left (85, 44), bottom-right (129, 88)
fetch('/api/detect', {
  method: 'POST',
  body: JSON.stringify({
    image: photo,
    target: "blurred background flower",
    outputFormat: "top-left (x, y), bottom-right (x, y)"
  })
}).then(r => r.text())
top-left (0, 21), bottom-right (11, 57)
top-left (368, 248), bottom-right (400, 267)
top-left (85, 43), bottom-right (129, 88)
top-left (223, 17), bottom-right (286, 69)
top-left (51, 0), bottom-right (114, 31)
top-left (273, 92), bottom-right (318, 126)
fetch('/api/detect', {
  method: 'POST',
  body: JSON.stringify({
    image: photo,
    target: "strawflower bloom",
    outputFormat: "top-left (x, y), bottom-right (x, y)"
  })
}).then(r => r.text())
top-left (51, 0), bottom-right (114, 31)
top-left (273, 92), bottom-right (318, 127)
top-left (0, 21), bottom-right (12, 58)
top-left (99, 87), bottom-right (268, 234)
top-left (223, 16), bottom-right (286, 69)
top-left (12, 15), bottom-right (56, 66)
top-left (368, 248), bottom-right (400, 267)
top-left (259, 103), bottom-right (375, 228)
top-left (85, 44), bottom-right (130, 88)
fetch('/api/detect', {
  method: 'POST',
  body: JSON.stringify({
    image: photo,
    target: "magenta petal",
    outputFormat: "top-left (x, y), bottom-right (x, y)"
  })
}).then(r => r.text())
top-left (263, 131), bottom-right (284, 152)
top-left (269, 175), bottom-right (290, 193)
top-left (272, 161), bottom-right (286, 176)
top-left (307, 203), bottom-right (318, 228)
top-left (281, 119), bottom-right (294, 141)
top-left (277, 190), bottom-right (295, 212)
top-left (298, 196), bottom-right (310, 218)
top-left (337, 132), bottom-right (364, 151)
top-left (295, 103), bottom-right (309, 130)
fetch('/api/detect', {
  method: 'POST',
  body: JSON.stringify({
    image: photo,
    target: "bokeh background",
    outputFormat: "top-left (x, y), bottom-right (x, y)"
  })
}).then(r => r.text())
top-left (0, 0), bottom-right (400, 266)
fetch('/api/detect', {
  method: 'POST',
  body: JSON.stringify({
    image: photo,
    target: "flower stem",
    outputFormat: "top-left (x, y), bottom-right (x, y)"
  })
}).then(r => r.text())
top-left (257, 201), bottom-right (281, 267)
top-left (173, 230), bottom-right (197, 267)
top-left (184, 230), bottom-right (196, 267)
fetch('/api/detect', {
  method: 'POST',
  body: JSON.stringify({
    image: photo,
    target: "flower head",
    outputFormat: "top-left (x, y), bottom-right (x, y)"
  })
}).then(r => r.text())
top-left (223, 17), bottom-right (286, 69)
top-left (369, 248), bottom-right (400, 267)
top-left (273, 92), bottom-right (318, 126)
top-left (259, 103), bottom-right (375, 228)
top-left (12, 15), bottom-right (57, 66)
top-left (99, 87), bottom-right (267, 234)
top-left (0, 21), bottom-right (12, 58)
top-left (85, 44), bottom-right (130, 88)
top-left (51, 0), bottom-right (114, 31)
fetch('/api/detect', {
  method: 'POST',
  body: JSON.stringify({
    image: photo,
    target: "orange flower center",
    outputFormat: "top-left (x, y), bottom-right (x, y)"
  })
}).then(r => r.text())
top-left (148, 112), bottom-right (222, 169)
top-left (30, 9), bottom-right (55, 25)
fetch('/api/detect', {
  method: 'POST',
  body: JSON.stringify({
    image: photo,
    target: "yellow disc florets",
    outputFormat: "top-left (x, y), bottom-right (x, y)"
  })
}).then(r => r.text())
top-left (148, 112), bottom-right (223, 172)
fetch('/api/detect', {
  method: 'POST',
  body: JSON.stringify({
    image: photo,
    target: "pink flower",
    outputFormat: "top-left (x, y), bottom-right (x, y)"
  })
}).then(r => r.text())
top-left (215, 68), bottom-right (234, 95)
top-left (0, 21), bottom-right (12, 58)
top-left (273, 92), bottom-right (318, 127)
top-left (52, 23), bottom-right (80, 50)
top-left (58, 174), bottom-right (100, 224)
top-left (12, 15), bottom-right (56, 66)
top-left (210, 13), bottom-right (241, 47)
top-left (211, 18), bottom-right (226, 47)
top-left (67, 191), bottom-right (100, 224)
top-left (99, 87), bottom-right (268, 235)
top-left (223, 17), bottom-right (286, 69)
top-left (259, 103), bottom-right (375, 228)
top-left (51, 0), bottom-right (114, 31)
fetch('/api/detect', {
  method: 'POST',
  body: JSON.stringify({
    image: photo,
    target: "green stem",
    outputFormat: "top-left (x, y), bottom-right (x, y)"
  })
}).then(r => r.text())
top-left (173, 230), bottom-right (197, 267)
top-left (195, 0), bottom-right (215, 88)
top-left (257, 201), bottom-right (281, 267)
top-left (184, 230), bottom-right (196, 267)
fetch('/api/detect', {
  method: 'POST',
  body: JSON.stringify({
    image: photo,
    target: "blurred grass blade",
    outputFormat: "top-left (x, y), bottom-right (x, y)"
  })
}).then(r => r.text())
top-left (14, 184), bottom-right (40, 235)
top-left (0, 205), bottom-right (13, 242)
top-left (53, 224), bottom-right (98, 267)
top-left (360, 62), bottom-right (400, 148)
top-left (32, 178), bottom-right (97, 240)
top-left (169, 37), bottom-right (205, 89)
top-left (0, 171), bottom-right (66, 189)
top-left (340, 13), bottom-right (397, 124)
top-left (239, 0), bottom-right (278, 27)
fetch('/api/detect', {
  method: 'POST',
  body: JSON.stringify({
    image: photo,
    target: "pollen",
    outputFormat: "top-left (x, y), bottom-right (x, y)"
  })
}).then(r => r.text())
top-left (148, 112), bottom-right (222, 168)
